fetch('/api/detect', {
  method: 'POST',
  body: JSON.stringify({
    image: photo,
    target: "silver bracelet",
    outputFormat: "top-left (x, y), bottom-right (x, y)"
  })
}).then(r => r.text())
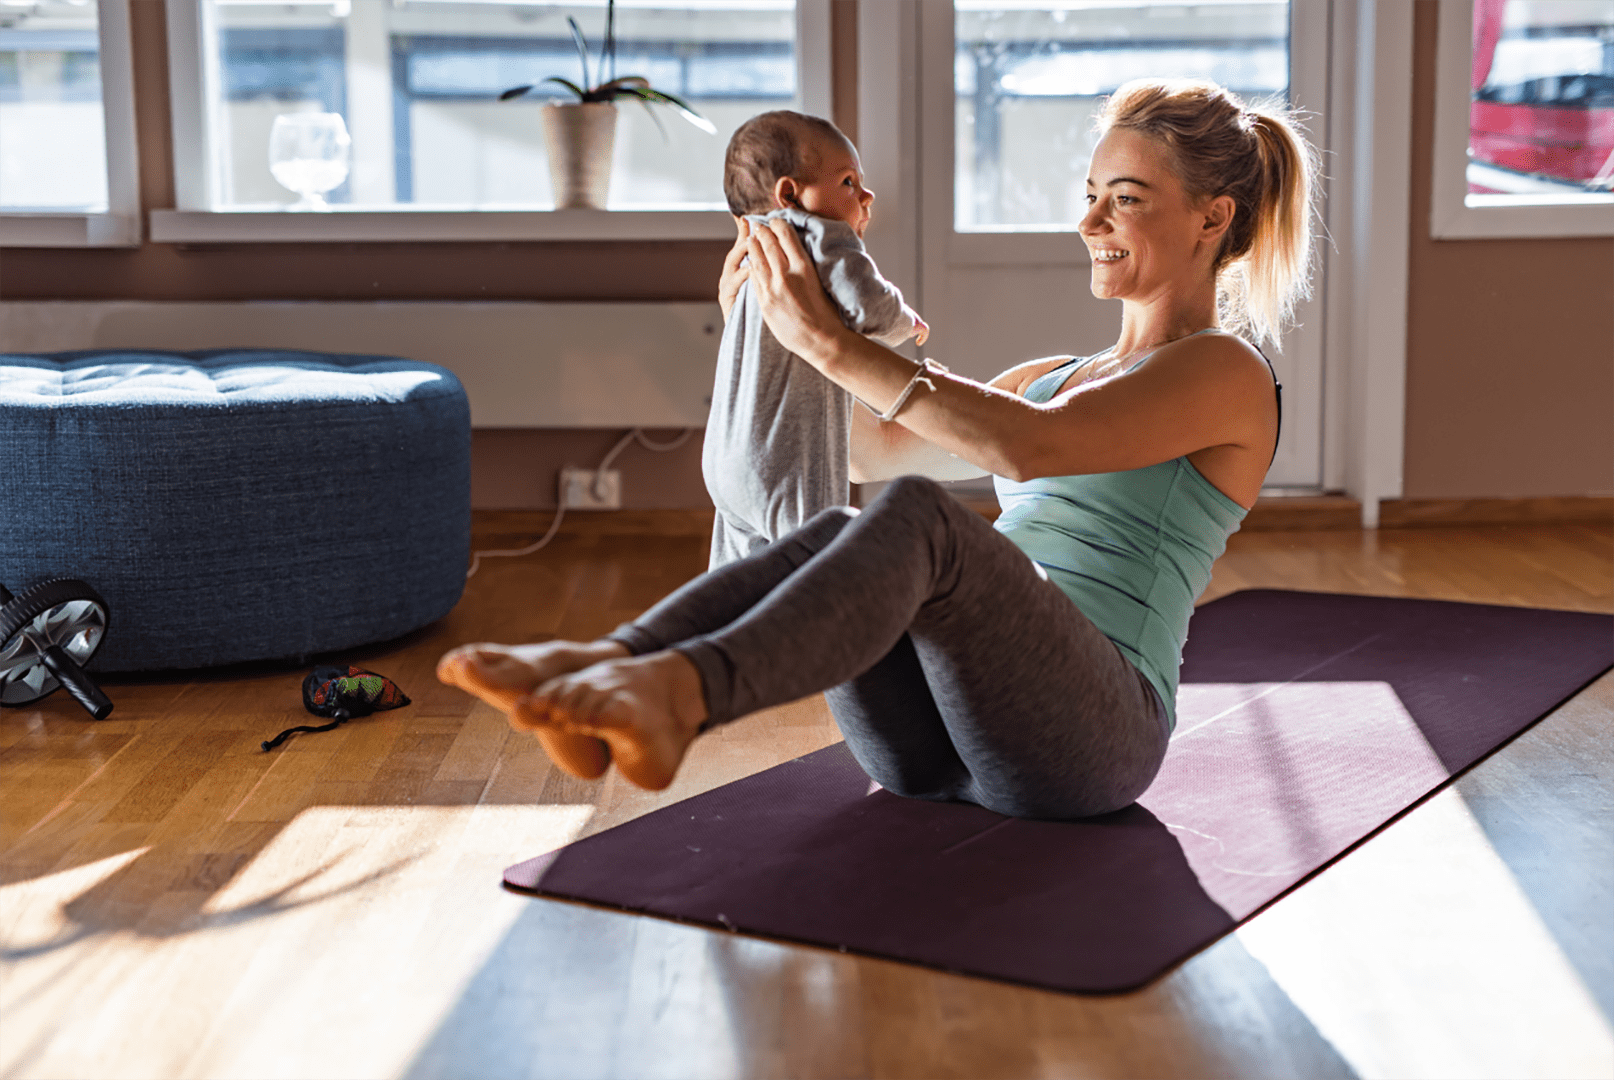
top-left (874, 358), bottom-right (950, 423)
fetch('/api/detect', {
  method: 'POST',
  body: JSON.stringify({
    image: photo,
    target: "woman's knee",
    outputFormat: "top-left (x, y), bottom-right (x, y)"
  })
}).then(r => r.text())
top-left (860, 475), bottom-right (959, 532)
top-left (874, 474), bottom-right (949, 509)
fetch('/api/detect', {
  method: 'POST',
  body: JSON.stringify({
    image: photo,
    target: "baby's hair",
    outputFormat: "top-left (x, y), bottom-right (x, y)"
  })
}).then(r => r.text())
top-left (724, 110), bottom-right (849, 217)
top-left (1097, 79), bottom-right (1319, 348)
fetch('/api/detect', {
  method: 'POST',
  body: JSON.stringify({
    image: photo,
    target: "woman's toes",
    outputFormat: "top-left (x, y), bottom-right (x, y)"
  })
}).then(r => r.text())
top-left (521, 655), bottom-right (707, 792)
top-left (438, 647), bottom-right (526, 711)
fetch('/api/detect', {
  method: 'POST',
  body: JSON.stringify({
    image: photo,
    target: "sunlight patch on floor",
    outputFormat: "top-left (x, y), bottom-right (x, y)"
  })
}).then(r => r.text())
top-left (0, 846), bottom-right (150, 951)
top-left (1237, 785), bottom-right (1613, 1080)
top-left (189, 802), bottom-right (595, 1080)
top-left (1, 805), bottom-right (594, 1080)
top-left (1158, 681), bottom-right (1451, 918)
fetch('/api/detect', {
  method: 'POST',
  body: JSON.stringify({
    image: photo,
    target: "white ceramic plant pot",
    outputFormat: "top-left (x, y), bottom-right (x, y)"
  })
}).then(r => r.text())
top-left (541, 102), bottom-right (617, 209)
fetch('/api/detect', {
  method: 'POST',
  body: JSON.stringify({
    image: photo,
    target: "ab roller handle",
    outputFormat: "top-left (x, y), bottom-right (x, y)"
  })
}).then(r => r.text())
top-left (36, 640), bottom-right (115, 721)
top-left (0, 579), bottom-right (116, 720)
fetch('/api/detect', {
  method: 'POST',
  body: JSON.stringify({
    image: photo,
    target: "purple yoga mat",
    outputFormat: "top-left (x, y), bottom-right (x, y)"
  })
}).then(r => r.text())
top-left (505, 590), bottom-right (1613, 992)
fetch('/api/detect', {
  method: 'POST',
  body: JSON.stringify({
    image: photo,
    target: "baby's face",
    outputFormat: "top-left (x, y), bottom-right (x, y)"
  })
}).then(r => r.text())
top-left (789, 133), bottom-right (874, 237)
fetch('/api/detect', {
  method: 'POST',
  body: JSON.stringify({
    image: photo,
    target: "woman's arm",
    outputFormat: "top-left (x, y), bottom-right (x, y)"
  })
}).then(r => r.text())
top-left (848, 355), bottom-right (1079, 482)
top-left (849, 401), bottom-right (988, 483)
top-left (746, 218), bottom-right (1275, 487)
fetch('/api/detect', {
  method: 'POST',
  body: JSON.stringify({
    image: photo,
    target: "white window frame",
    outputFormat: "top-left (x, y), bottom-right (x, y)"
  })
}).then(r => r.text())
top-left (150, 0), bottom-right (831, 243)
top-left (0, 0), bottom-right (141, 248)
top-left (1325, 0), bottom-right (1413, 527)
top-left (1430, 0), bottom-right (1614, 239)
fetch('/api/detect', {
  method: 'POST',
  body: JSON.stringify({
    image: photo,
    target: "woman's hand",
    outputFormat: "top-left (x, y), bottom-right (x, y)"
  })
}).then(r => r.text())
top-left (746, 216), bottom-right (854, 366)
top-left (718, 217), bottom-right (751, 323)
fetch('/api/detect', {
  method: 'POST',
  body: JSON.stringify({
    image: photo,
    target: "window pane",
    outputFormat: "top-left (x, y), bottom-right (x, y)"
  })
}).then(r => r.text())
top-left (1468, 0), bottom-right (1614, 200)
top-left (209, 0), bottom-right (796, 209)
top-left (955, 0), bottom-right (1289, 231)
top-left (0, 0), bottom-right (107, 211)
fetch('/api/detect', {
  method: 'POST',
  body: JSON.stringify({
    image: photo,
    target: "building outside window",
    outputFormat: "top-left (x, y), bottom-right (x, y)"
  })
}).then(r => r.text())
top-left (1431, 0), bottom-right (1613, 238)
top-left (1466, 0), bottom-right (1614, 198)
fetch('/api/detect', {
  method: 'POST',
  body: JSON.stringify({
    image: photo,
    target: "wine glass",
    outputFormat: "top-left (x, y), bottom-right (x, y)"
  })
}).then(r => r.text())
top-left (269, 112), bottom-right (351, 210)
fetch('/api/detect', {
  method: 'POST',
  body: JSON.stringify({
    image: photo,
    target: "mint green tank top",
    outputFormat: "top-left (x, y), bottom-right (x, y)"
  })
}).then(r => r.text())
top-left (992, 346), bottom-right (1255, 729)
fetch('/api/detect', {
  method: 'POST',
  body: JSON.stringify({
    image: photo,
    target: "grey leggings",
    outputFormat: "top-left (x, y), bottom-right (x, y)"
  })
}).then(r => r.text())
top-left (607, 475), bottom-right (1170, 819)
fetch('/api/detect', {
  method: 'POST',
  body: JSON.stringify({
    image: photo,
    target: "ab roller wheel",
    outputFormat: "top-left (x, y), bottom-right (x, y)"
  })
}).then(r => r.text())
top-left (0, 579), bottom-right (115, 720)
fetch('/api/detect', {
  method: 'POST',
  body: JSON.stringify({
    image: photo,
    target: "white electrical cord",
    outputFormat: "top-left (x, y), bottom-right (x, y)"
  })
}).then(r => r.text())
top-left (465, 427), bottom-right (695, 579)
top-left (588, 426), bottom-right (695, 501)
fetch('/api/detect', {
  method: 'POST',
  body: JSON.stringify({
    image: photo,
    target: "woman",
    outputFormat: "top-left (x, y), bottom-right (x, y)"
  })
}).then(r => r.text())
top-left (439, 79), bottom-right (1318, 819)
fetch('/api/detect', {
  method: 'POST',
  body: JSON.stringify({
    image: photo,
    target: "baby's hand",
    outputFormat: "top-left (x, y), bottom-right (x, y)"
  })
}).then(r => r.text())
top-left (913, 313), bottom-right (930, 346)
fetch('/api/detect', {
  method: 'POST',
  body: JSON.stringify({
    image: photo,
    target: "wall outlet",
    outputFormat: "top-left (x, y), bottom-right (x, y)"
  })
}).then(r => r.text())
top-left (561, 467), bottom-right (622, 510)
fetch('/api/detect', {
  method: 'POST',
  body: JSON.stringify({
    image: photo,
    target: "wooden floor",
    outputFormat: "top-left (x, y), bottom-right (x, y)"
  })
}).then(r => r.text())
top-left (3, 515), bottom-right (1611, 1080)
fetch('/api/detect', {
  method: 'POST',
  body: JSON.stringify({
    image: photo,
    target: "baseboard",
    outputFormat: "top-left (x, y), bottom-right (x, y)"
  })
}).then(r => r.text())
top-left (1242, 496), bottom-right (1363, 531)
top-left (1378, 496), bottom-right (1614, 528)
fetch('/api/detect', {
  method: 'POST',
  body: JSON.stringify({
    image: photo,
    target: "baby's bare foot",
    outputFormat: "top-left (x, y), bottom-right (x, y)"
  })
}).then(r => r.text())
top-left (514, 651), bottom-right (708, 792)
top-left (437, 640), bottom-right (628, 778)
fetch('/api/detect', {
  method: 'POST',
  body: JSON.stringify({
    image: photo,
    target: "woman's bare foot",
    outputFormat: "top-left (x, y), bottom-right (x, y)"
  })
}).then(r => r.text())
top-left (513, 651), bottom-right (709, 792)
top-left (437, 640), bottom-right (628, 779)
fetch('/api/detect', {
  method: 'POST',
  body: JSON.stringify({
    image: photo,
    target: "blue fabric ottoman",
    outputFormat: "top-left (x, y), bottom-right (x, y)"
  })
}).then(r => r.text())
top-left (0, 349), bottom-right (470, 672)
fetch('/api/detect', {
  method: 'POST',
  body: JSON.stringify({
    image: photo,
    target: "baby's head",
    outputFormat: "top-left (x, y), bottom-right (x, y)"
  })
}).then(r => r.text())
top-left (724, 110), bottom-right (873, 236)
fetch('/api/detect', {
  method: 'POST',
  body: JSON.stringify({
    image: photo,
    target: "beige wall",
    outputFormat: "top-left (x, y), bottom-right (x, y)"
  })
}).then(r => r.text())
top-left (1402, 1), bottom-right (1614, 500)
top-left (5, 1), bottom-right (1608, 504)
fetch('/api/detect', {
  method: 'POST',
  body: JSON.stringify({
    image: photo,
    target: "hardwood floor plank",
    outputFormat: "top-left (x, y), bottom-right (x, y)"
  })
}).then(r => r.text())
top-left (433, 701), bottom-right (515, 784)
top-left (227, 741), bottom-right (346, 824)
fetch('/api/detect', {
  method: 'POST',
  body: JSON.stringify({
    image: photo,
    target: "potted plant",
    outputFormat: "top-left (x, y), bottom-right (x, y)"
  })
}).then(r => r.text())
top-left (500, 0), bottom-right (715, 209)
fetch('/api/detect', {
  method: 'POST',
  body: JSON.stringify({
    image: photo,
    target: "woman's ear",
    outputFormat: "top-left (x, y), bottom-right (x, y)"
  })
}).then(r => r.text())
top-left (1200, 194), bottom-right (1235, 244)
top-left (773, 175), bottom-right (801, 210)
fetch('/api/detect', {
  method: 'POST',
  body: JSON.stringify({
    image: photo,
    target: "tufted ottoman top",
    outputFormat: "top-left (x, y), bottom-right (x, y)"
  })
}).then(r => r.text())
top-left (1, 348), bottom-right (471, 673)
top-left (1, 349), bottom-right (461, 411)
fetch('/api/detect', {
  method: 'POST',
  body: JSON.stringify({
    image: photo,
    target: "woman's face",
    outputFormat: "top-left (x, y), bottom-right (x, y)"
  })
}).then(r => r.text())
top-left (1078, 128), bottom-right (1223, 304)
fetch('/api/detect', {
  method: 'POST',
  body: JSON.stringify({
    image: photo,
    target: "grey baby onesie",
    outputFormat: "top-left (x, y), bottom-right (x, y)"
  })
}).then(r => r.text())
top-left (703, 208), bottom-right (921, 569)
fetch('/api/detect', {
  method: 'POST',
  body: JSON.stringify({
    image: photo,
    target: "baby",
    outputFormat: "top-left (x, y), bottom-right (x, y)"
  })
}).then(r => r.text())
top-left (705, 110), bottom-right (927, 569)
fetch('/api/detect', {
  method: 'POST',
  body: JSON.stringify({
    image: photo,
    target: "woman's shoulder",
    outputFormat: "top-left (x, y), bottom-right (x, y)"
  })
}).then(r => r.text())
top-left (1137, 330), bottom-right (1273, 390)
top-left (1177, 329), bottom-right (1267, 365)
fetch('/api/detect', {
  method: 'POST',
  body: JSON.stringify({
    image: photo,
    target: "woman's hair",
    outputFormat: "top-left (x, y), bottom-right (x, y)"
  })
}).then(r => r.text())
top-left (724, 110), bottom-right (848, 216)
top-left (1097, 79), bottom-right (1319, 348)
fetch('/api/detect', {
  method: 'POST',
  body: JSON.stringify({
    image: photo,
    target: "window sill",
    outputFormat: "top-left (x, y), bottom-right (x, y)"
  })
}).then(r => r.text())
top-left (1429, 195), bottom-right (1614, 241)
top-left (0, 213), bottom-right (141, 248)
top-left (147, 207), bottom-right (739, 244)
